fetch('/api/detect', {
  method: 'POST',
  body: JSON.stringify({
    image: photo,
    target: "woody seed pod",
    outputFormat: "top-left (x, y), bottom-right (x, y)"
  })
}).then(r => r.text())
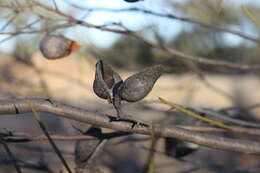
top-left (39, 35), bottom-right (79, 59)
top-left (119, 64), bottom-right (164, 102)
top-left (93, 60), bottom-right (122, 103)
top-left (165, 137), bottom-right (199, 159)
top-left (75, 127), bottom-right (103, 168)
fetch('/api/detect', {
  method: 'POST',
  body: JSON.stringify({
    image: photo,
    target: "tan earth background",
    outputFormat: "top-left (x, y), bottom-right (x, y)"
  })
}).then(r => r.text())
top-left (1, 52), bottom-right (260, 172)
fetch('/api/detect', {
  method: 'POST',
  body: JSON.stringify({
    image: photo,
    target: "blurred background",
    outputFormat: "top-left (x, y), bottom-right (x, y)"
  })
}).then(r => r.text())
top-left (0, 0), bottom-right (260, 172)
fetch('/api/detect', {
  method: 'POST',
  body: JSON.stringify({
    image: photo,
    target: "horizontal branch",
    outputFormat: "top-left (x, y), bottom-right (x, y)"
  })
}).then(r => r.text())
top-left (181, 126), bottom-right (260, 136)
top-left (2, 130), bottom-right (131, 143)
top-left (0, 98), bottom-right (260, 154)
top-left (2, 124), bottom-right (260, 144)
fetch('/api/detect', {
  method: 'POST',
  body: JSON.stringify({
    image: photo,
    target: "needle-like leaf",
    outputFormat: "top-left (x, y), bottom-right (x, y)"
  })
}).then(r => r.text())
top-left (159, 97), bottom-right (233, 131)
top-left (27, 100), bottom-right (73, 173)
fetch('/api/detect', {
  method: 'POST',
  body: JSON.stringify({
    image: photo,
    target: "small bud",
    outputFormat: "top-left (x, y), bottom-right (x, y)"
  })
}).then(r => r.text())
top-left (39, 35), bottom-right (79, 60)
top-left (93, 60), bottom-right (122, 103)
top-left (119, 65), bottom-right (164, 102)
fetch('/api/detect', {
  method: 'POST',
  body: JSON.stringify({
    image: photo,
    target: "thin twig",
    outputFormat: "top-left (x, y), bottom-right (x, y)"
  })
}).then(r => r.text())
top-left (159, 97), bottom-right (233, 130)
top-left (1, 15), bottom-right (16, 31)
top-left (3, 2), bottom-right (260, 44)
top-left (0, 136), bottom-right (23, 173)
top-left (87, 139), bottom-right (108, 164)
top-left (51, 0), bottom-right (58, 11)
top-left (200, 109), bottom-right (260, 128)
top-left (3, 124), bottom-right (260, 144)
top-left (143, 128), bottom-right (158, 173)
top-left (3, 130), bottom-right (132, 143)
top-left (179, 125), bottom-right (260, 136)
top-left (65, 5), bottom-right (260, 44)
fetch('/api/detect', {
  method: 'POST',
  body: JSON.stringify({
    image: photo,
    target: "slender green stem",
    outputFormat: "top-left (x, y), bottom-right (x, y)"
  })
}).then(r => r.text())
top-left (27, 101), bottom-right (73, 173)
top-left (159, 97), bottom-right (233, 131)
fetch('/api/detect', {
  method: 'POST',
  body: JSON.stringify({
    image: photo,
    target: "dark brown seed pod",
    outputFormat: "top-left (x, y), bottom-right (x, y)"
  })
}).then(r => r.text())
top-left (124, 0), bottom-right (143, 2)
top-left (75, 127), bottom-right (103, 169)
top-left (93, 60), bottom-right (122, 103)
top-left (119, 64), bottom-right (164, 102)
top-left (39, 35), bottom-right (79, 59)
top-left (165, 137), bottom-right (199, 159)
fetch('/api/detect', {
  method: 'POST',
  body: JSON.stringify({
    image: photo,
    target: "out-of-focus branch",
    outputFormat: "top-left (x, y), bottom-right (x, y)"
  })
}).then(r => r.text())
top-left (2, 123), bottom-right (260, 144)
top-left (199, 108), bottom-right (260, 128)
top-left (1, 98), bottom-right (260, 154)
top-left (180, 125), bottom-right (260, 136)
top-left (0, 1), bottom-right (259, 70)
top-left (3, 130), bottom-right (132, 143)
top-left (66, 5), bottom-right (260, 44)
top-left (5, 135), bottom-right (94, 143)
top-left (34, 2), bottom-right (260, 70)
top-left (0, 23), bottom-right (75, 36)
top-left (219, 103), bottom-right (260, 113)
top-left (139, 100), bottom-right (260, 129)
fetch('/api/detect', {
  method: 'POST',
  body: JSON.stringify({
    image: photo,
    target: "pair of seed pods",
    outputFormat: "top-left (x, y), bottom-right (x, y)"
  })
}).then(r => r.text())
top-left (93, 60), bottom-right (164, 118)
